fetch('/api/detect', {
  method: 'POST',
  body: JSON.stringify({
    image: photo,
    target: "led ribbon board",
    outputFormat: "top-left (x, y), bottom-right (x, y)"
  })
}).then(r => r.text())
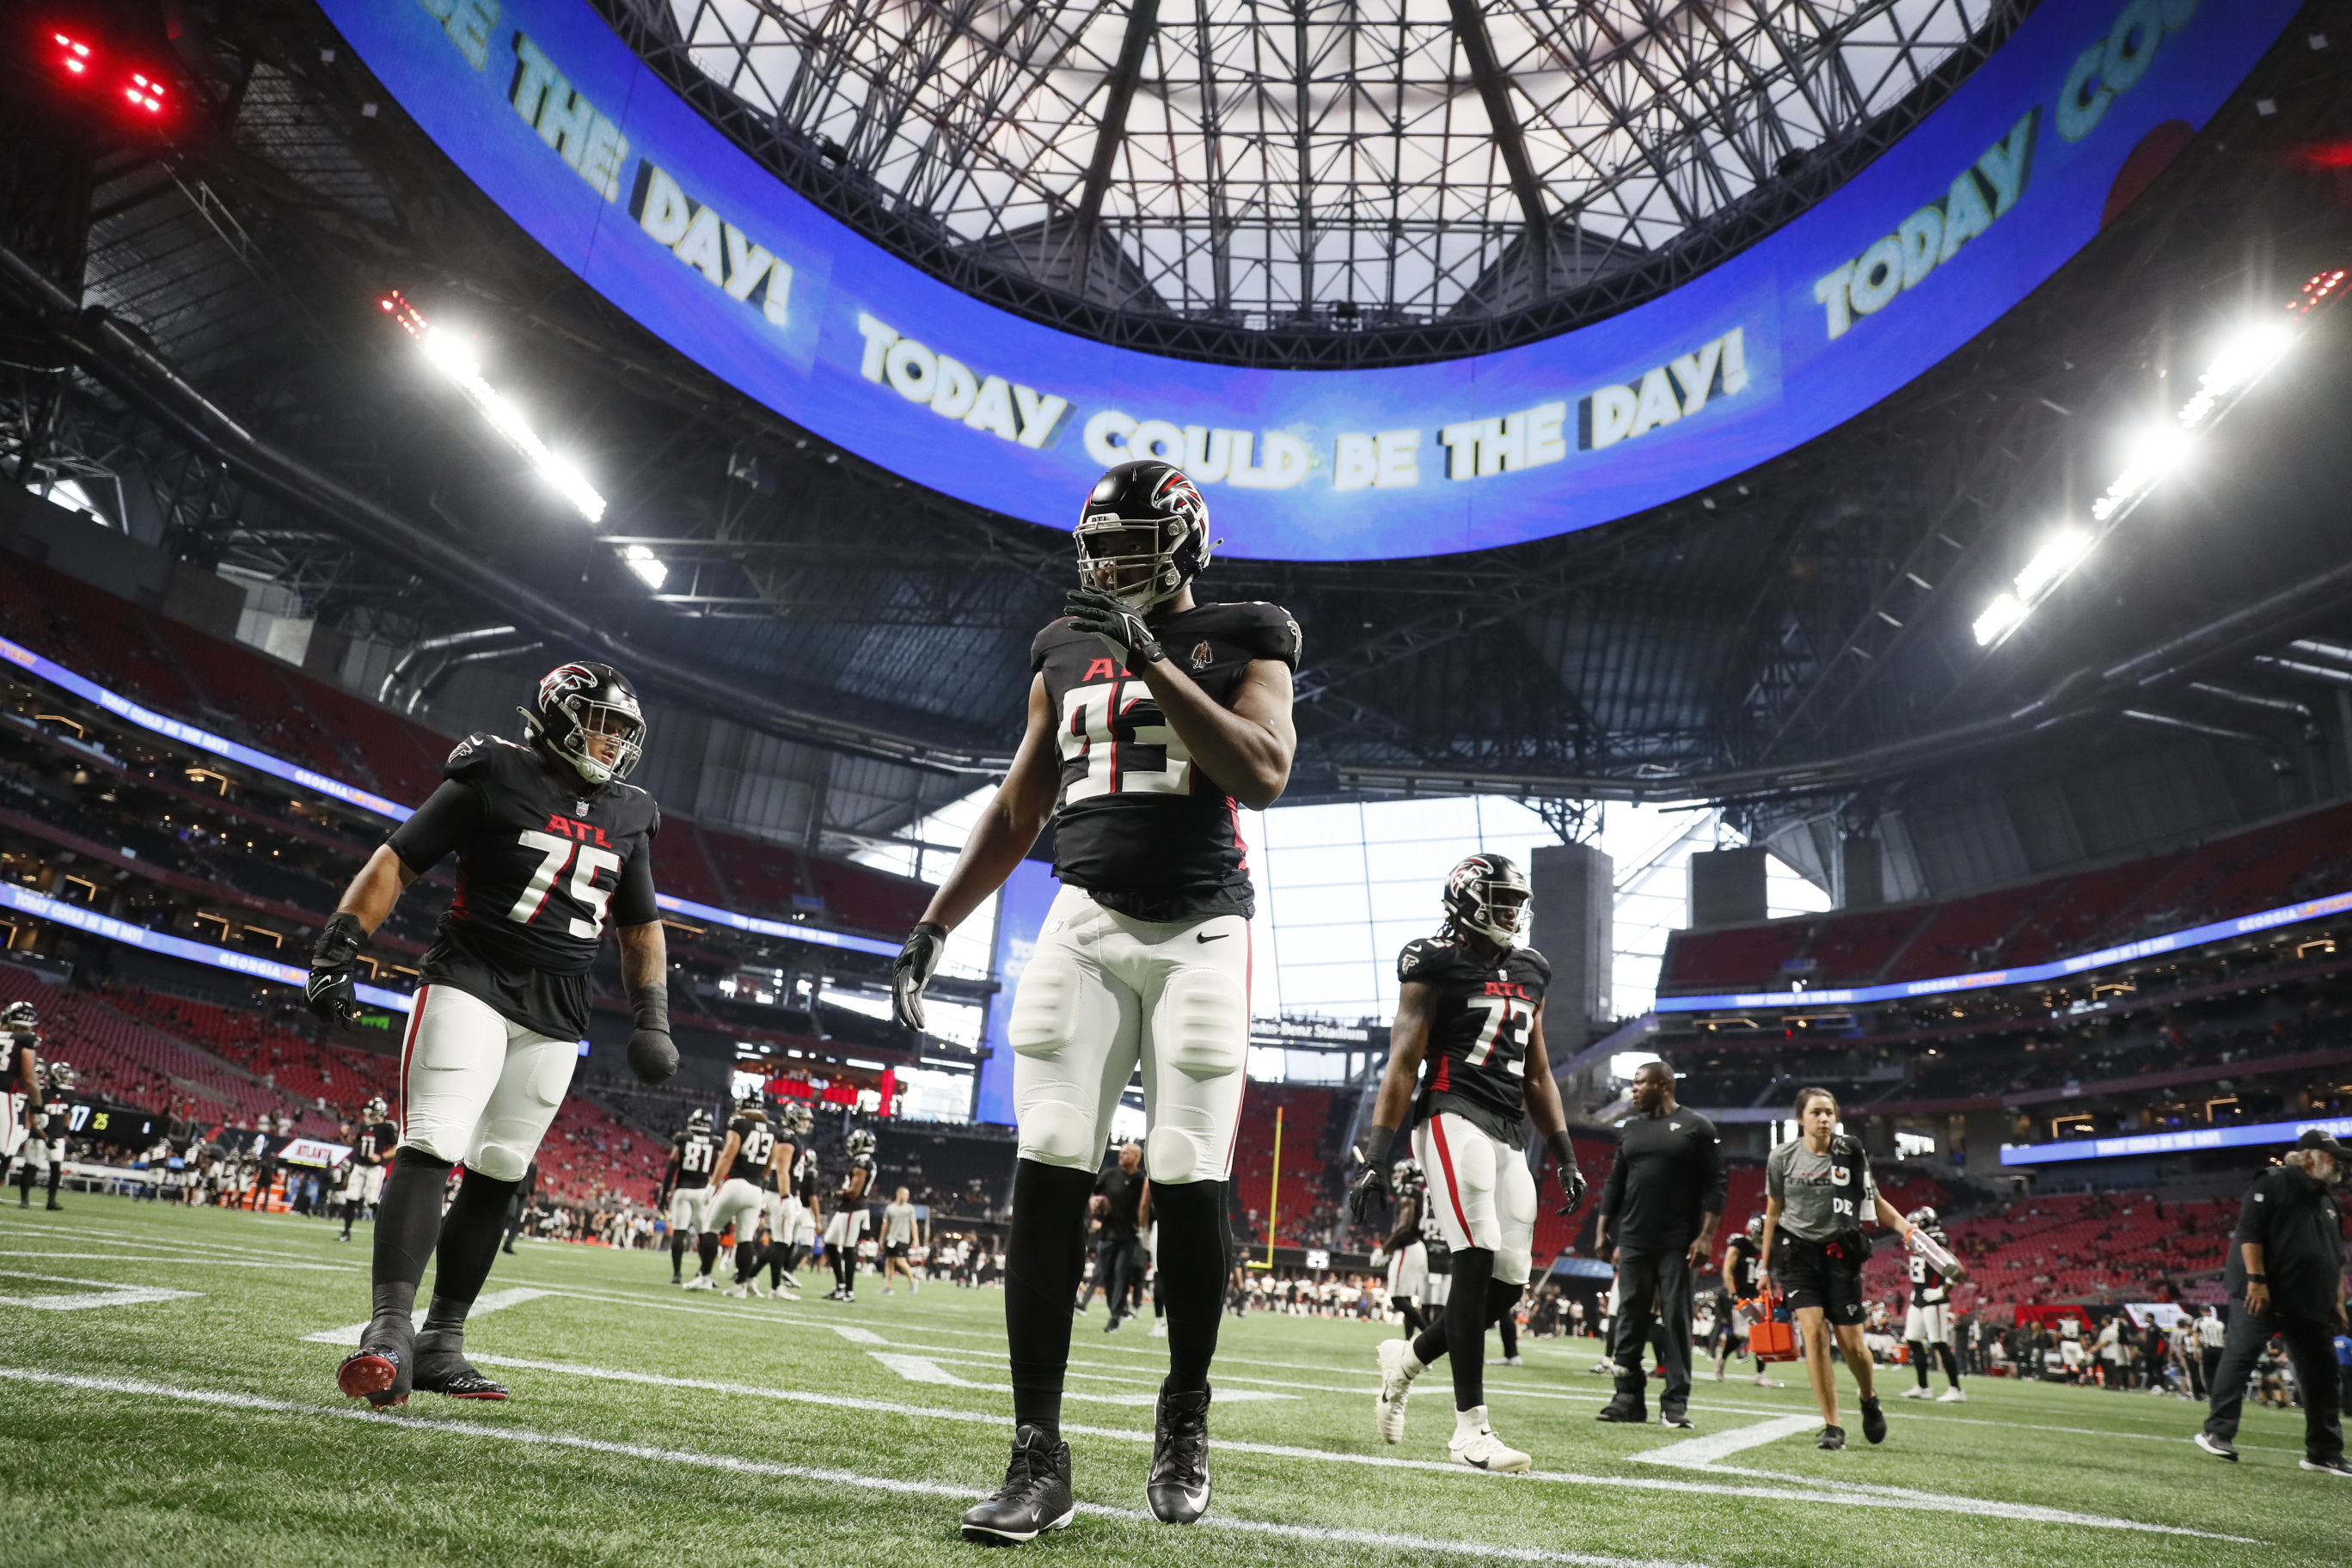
top-left (324, 0), bottom-right (2293, 560)
top-left (2001, 1113), bottom-right (2352, 1165)
top-left (0, 630), bottom-right (901, 959)
top-left (1652, 887), bottom-right (2352, 1014)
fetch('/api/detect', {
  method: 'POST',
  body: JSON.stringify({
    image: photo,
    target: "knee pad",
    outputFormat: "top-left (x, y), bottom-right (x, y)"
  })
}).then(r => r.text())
top-left (1496, 1245), bottom-right (1532, 1288)
top-left (1145, 1125), bottom-right (1205, 1184)
top-left (1017, 1098), bottom-right (1095, 1167)
top-left (1161, 969), bottom-right (1246, 1082)
top-left (463, 1142), bottom-right (532, 1184)
top-left (1008, 954), bottom-right (1082, 1059)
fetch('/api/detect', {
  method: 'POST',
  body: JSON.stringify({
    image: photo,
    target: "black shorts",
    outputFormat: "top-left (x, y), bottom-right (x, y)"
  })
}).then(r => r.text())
top-left (886, 1241), bottom-right (910, 1259)
top-left (1775, 1233), bottom-right (1866, 1327)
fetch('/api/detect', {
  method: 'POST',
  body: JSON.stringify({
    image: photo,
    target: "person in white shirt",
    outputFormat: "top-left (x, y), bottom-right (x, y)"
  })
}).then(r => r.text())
top-left (881, 1187), bottom-right (923, 1295)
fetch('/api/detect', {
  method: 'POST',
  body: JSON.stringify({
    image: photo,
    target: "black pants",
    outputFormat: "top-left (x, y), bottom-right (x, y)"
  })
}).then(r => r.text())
top-left (2202, 1302), bottom-right (2343, 1462)
top-left (2200, 1344), bottom-right (2223, 1397)
top-left (1609, 1246), bottom-right (1694, 1417)
top-left (1102, 1239), bottom-right (1144, 1320)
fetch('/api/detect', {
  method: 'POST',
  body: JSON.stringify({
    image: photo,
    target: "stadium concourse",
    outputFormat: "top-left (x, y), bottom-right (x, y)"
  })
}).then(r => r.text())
top-left (7, 0), bottom-right (2352, 1560)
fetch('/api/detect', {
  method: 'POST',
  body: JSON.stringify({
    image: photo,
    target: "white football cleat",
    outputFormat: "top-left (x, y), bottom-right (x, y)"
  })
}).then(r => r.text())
top-left (1449, 1413), bottom-right (1531, 1474)
top-left (1901, 1386), bottom-right (1932, 1400)
top-left (1148, 1320), bottom-right (1167, 1338)
top-left (1751, 1374), bottom-right (1781, 1387)
top-left (775, 1278), bottom-right (802, 1301)
top-left (1936, 1387), bottom-right (1967, 1403)
top-left (683, 1275), bottom-right (717, 1291)
top-left (723, 1282), bottom-right (750, 1299)
top-left (1376, 1337), bottom-right (1418, 1446)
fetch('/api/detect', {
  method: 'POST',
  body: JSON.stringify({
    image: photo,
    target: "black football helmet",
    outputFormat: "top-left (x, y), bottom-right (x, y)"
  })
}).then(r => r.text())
top-left (1907, 1205), bottom-right (1939, 1229)
top-left (733, 1080), bottom-right (767, 1113)
top-left (43, 1060), bottom-right (74, 1095)
top-left (521, 661), bottom-right (645, 786)
top-left (1392, 1158), bottom-right (1426, 1197)
top-left (362, 1095), bottom-right (388, 1123)
top-left (1, 1000), bottom-right (35, 1035)
top-left (1075, 459), bottom-right (1212, 612)
top-left (780, 1102), bottom-right (813, 1136)
top-left (845, 1128), bottom-right (877, 1159)
top-left (1442, 853), bottom-right (1532, 947)
top-left (687, 1107), bottom-right (713, 1134)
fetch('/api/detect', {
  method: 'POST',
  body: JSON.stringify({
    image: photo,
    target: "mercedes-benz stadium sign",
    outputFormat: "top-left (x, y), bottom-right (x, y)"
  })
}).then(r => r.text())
top-left (325, 0), bottom-right (2294, 560)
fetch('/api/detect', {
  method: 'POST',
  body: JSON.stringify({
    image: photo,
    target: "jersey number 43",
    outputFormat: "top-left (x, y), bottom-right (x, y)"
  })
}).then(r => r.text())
top-left (509, 830), bottom-right (622, 938)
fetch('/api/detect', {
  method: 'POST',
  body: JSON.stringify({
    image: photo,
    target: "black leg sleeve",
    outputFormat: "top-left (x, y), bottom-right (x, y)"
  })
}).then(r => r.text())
top-left (371, 1151), bottom-right (456, 1323)
top-left (1004, 1158), bottom-right (1095, 1439)
top-left (1148, 1179), bottom-right (1232, 1395)
top-left (734, 1241), bottom-right (759, 1282)
top-left (670, 1234), bottom-right (688, 1272)
top-left (1443, 1247), bottom-right (1498, 1412)
top-left (1398, 1299), bottom-right (1426, 1339)
top-left (1910, 1342), bottom-right (1932, 1387)
top-left (1936, 1341), bottom-right (1962, 1387)
top-left (426, 1166), bottom-right (522, 1313)
top-left (697, 1234), bottom-right (720, 1276)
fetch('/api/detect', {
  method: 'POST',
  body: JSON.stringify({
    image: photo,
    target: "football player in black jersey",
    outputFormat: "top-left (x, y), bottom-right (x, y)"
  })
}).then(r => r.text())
top-left (760, 1100), bottom-right (814, 1300)
top-left (306, 662), bottom-right (676, 1406)
top-left (1899, 1206), bottom-right (1966, 1402)
top-left (1348, 854), bottom-right (1586, 1473)
top-left (1713, 1215), bottom-right (1779, 1386)
top-left (662, 1107), bottom-right (719, 1285)
top-left (822, 1128), bottom-right (879, 1301)
top-left (702, 1087), bottom-right (786, 1297)
top-left (891, 458), bottom-right (1298, 1542)
top-left (337, 1097), bottom-right (397, 1243)
top-left (2, 1001), bottom-right (44, 1206)
top-left (1380, 1159), bottom-right (1432, 1345)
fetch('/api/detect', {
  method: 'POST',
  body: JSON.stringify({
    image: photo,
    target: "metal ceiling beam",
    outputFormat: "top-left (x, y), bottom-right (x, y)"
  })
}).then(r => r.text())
top-left (1068, 0), bottom-right (1160, 296)
top-left (1445, 0), bottom-right (1549, 298)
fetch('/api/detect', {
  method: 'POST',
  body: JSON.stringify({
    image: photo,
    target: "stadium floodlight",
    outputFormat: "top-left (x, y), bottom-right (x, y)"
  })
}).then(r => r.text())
top-left (1972, 297), bottom-right (2321, 648)
top-left (380, 292), bottom-right (605, 524)
top-left (620, 544), bottom-right (667, 590)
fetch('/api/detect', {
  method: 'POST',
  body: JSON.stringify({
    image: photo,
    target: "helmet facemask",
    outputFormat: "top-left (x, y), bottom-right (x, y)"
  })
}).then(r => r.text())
top-left (1442, 855), bottom-right (1533, 947)
top-left (523, 663), bottom-right (645, 786)
top-left (1074, 462), bottom-right (1211, 614)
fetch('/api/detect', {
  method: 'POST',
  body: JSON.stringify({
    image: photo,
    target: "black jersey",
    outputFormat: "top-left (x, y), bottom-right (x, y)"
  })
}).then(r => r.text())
top-left (1724, 1232), bottom-right (1763, 1298)
top-left (385, 732), bottom-right (660, 1041)
top-left (1908, 1228), bottom-right (1952, 1306)
top-left (727, 1115), bottom-right (778, 1190)
top-left (671, 1128), bottom-right (718, 1191)
top-left (355, 1120), bottom-right (397, 1166)
top-left (1032, 601), bottom-right (1300, 922)
top-left (837, 1153), bottom-right (878, 1200)
top-left (791, 1144), bottom-right (820, 1204)
top-left (1400, 936), bottom-right (1550, 1146)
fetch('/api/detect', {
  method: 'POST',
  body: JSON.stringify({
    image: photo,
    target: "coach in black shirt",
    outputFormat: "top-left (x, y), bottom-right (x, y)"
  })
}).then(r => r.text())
top-left (1596, 1061), bottom-right (1725, 1427)
top-left (2194, 1128), bottom-right (2349, 1473)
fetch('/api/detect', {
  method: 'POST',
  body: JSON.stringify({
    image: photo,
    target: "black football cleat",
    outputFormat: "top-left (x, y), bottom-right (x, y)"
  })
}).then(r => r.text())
top-left (961, 1424), bottom-right (1075, 1547)
top-left (336, 1316), bottom-right (414, 1409)
top-left (1859, 1396), bottom-right (1887, 1445)
top-left (1148, 1384), bottom-right (1212, 1524)
top-left (412, 1344), bottom-right (510, 1400)
top-left (1817, 1424), bottom-right (1847, 1450)
top-left (2194, 1431), bottom-right (2239, 1462)
top-left (1595, 1395), bottom-right (1648, 1424)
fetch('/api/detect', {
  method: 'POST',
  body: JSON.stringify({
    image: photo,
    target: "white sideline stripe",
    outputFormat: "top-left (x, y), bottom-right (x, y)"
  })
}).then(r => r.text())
top-left (399, 1351), bottom-right (2248, 1538)
top-left (861, 1350), bottom-right (1292, 1406)
top-left (0, 1269), bottom-right (199, 1312)
top-left (0, 1249), bottom-right (355, 1271)
top-left (302, 1288), bottom-right (553, 1346)
top-left (1634, 1416), bottom-right (1821, 1469)
top-left (830, 1326), bottom-right (886, 1344)
top-left (0, 1366), bottom-right (1705, 1568)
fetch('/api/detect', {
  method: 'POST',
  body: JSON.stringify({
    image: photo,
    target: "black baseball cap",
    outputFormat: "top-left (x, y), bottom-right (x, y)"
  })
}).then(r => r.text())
top-left (2291, 1127), bottom-right (2351, 1161)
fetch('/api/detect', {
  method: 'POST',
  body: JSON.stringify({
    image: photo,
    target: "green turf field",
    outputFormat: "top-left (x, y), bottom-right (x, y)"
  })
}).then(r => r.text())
top-left (0, 1194), bottom-right (2341, 1567)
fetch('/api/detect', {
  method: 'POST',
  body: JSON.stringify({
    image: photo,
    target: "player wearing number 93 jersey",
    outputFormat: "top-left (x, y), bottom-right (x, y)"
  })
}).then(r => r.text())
top-left (307, 661), bottom-right (675, 1412)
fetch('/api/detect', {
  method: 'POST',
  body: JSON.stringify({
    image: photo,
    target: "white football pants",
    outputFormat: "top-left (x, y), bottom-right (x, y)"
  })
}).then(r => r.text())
top-left (705, 1177), bottom-right (766, 1242)
top-left (396, 984), bottom-right (576, 1183)
top-left (1008, 886), bottom-right (1251, 1185)
top-left (1413, 1112), bottom-right (1536, 1286)
top-left (668, 1184), bottom-right (712, 1236)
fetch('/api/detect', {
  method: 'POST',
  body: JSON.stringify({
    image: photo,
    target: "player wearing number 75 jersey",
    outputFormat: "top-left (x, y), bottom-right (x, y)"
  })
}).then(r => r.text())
top-left (304, 661), bottom-right (676, 1412)
top-left (1348, 854), bottom-right (1585, 1475)
top-left (891, 458), bottom-right (1298, 1545)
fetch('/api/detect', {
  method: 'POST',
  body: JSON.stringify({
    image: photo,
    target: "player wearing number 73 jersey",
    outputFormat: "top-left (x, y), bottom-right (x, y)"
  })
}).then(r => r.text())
top-left (304, 661), bottom-right (676, 1411)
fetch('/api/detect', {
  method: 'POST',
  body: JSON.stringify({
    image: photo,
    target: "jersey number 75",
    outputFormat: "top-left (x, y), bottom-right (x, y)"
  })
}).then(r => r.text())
top-left (509, 830), bottom-right (622, 937)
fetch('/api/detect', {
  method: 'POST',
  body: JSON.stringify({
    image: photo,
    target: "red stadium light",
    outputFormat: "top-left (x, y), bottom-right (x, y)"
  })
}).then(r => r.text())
top-left (48, 28), bottom-right (173, 121)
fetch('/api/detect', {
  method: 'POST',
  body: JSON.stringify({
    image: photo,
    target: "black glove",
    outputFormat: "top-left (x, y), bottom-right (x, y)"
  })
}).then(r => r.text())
top-left (1347, 1124), bottom-right (1397, 1226)
top-left (892, 921), bottom-right (948, 1031)
top-left (1063, 586), bottom-right (1166, 668)
top-left (1547, 1129), bottom-right (1588, 1216)
top-left (307, 911), bottom-right (365, 1027)
top-left (628, 984), bottom-right (677, 1085)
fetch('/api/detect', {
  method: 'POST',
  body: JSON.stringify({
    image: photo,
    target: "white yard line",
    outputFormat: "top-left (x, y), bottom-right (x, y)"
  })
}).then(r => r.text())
top-left (303, 1288), bottom-right (553, 1346)
top-left (1632, 1416), bottom-right (1822, 1469)
top-left (0, 1249), bottom-right (356, 1271)
top-left (305, 1350), bottom-right (2253, 1539)
top-left (861, 1351), bottom-right (1291, 1406)
top-left (0, 1268), bottom-right (200, 1312)
top-left (0, 1365), bottom-right (1707, 1568)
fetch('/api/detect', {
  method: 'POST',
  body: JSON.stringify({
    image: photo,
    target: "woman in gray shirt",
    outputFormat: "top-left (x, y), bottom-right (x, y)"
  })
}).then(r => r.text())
top-left (1756, 1087), bottom-right (1919, 1451)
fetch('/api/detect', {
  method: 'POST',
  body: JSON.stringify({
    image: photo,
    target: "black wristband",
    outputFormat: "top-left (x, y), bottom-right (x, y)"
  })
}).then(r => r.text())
top-left (2245, 1274), bottom-right (2267, 1283)
top-left (314, 910), bottom-right (364, 967)
top-left (1545, 1129), bottom-right (1577, 1170)
top-left (1357, 1123), bottom-right (1395, 1168)
top-left (631, 983), bottom-right (670, 1035)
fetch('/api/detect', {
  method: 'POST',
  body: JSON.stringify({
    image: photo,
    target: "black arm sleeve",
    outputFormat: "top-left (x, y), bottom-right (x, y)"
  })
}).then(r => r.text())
top-left (612, 840), bottom-right (659, 926)
top-left (1598, 1148), bottom-right (1626, 1221)
top-left (383, 781), bottom-right (485, 874)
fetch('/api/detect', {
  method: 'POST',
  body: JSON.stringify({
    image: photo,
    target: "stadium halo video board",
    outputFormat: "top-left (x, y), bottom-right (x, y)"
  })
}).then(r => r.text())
top-left (326, 0), bottom-right (2292, 560)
